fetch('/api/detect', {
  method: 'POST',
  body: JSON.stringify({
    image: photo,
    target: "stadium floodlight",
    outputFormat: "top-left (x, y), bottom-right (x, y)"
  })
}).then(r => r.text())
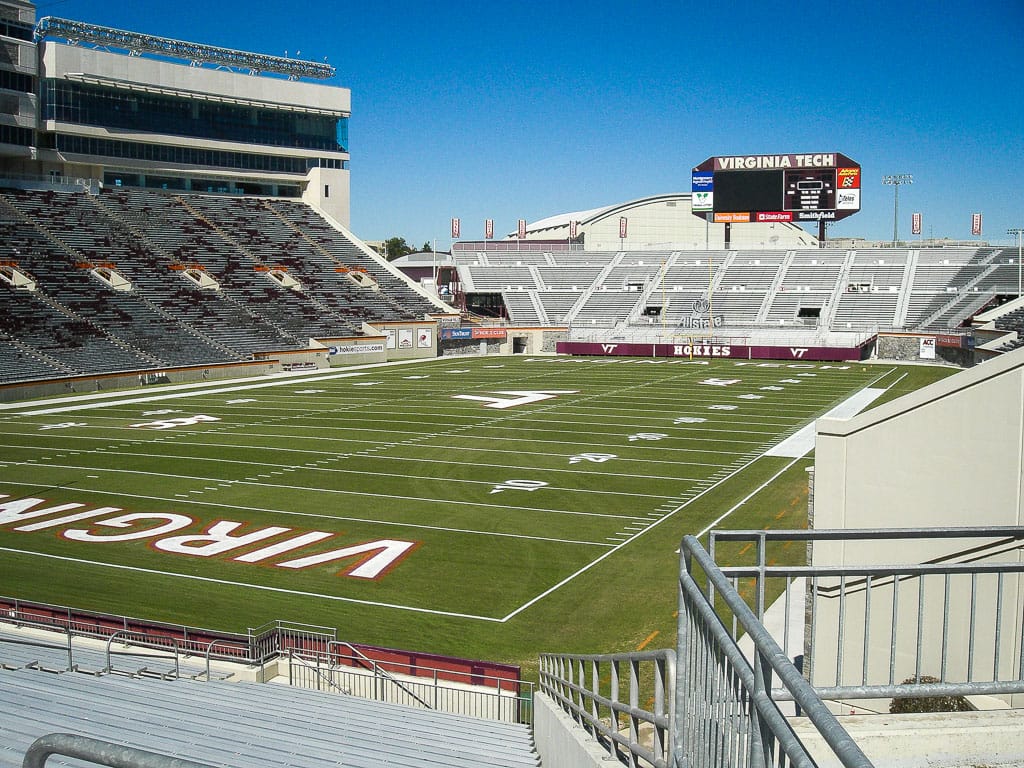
top-left (881, 174), bottom-right (913, 246)
top-left (1009, 228), bottom-right (1024, 297)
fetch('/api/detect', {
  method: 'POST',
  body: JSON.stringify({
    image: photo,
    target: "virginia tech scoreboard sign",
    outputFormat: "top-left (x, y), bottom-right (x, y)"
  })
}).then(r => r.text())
top-left (691, 153), bottom-right (861, 224)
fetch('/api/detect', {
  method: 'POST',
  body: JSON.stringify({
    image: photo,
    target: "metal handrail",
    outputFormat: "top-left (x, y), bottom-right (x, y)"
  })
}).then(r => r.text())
top-left (105, 631), bottom-right (179, 678)
top-left (327, 641), bottom-right (432, 709)
top-left (539, 648), bottom-right (675, 768)
top-left (202, 639), bottom-right (249, 682)
top-left (678, 534), bottom-right (874, 768)
top-left (23, 733), bottom-right (215, 768)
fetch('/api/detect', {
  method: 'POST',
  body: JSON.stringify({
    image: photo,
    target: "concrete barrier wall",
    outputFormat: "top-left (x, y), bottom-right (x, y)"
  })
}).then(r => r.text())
top-left (533, 693), bottom-right (610, 768)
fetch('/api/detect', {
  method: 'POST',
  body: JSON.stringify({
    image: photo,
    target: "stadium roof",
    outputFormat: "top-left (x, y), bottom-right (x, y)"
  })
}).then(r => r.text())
top-left (508, 193), bottom-right (692, 238)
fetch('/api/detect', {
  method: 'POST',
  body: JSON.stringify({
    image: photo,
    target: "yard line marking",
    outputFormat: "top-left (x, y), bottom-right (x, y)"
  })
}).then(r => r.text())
top-left (637, 631), bottom-right (660, 651)
top-left (0, 547), bottom-right (505, 621)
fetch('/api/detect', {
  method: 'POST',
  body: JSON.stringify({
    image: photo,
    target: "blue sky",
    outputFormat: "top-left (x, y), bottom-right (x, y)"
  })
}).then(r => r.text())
top-left (40, 0), bottom-right (1024, 248)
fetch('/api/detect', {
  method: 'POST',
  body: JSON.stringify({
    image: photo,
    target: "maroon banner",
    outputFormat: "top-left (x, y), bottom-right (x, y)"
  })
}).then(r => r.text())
top-left (972, 212), bottom-right (983, 236)
top-left (485, 219), bottom-right (493, 239)
top-left (555, 340), bottom-right (869, 362)
top-left (517, 219), bottom-right (526, 239)
top-left (912, 212), bottom-right (922, 235)
top-left (619, 216), bottom-right (628, 239)
top-left (451, 218), bottom-right (461, 238)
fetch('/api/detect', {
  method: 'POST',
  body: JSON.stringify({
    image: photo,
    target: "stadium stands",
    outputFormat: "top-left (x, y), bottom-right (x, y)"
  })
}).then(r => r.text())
top-left (457, 246), bottom-right (1013, 333)
top-left (0, 666), bottom-right (540, 768)
top-left (0, 187), bottom-right (445, 384)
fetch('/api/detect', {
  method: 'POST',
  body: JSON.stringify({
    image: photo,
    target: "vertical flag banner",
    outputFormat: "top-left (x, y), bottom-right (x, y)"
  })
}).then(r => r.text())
top-left (619, 217), bottom-right (628, 239)
top-left (451, 218), bottom-right (461, 239)
top-left (485, 219), bottom-right (493, 239)
top-left (972, 213), bottom-right (983, 236)
top-left (517, 219), bottom-right (526, 239)
top-left (912, 212), bottom-right (922, 236)
top-left (569, 220), bottom-right (578, 239)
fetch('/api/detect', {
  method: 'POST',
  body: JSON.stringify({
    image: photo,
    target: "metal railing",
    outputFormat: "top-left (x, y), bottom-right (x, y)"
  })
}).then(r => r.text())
top-left (538, 649), bottom-right (675, 768)
top-left (678, 534), bottom-right (873, 768)
top-left (704, 527), bottom-right (1024, 705)
top-left (23, 734), bottom-right (215, 768)
top-left (538, 526), bottom-right (1024, 768)
top-left (289, 645), bottom-right (533, 724)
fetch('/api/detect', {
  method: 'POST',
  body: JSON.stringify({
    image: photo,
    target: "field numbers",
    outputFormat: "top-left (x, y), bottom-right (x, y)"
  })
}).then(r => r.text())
top-left (628, 432), bottom-right (668, 442)
top-left (453, 390), bottom-right (579, 409)
top-left (130, 414), bottom-right (221, 430)
top-left (569, 452), bottom-right (617, 464)
top-left (490, 479), bottom-right (549, 494)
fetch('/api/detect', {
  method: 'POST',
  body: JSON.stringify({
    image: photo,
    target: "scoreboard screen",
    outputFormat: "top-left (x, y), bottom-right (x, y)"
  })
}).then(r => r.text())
top-left (691, 153), bottom-right (860, 224)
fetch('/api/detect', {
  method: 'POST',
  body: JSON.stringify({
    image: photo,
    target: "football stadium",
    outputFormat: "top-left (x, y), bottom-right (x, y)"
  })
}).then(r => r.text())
top-left (2, 3), bottom-right (1024, 767)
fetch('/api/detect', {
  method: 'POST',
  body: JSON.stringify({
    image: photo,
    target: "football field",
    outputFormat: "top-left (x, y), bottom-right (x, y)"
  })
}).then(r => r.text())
top-left (0, 355), bottom-right (954, 668)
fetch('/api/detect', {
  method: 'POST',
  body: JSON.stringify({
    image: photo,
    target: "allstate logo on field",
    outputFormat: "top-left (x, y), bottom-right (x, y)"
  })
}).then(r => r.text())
top-left (681, 294), bottom-right (724, 329)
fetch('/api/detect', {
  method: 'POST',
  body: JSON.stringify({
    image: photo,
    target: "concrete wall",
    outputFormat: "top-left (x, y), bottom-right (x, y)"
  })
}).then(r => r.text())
top-left (0, 360), bottom-right (279, 403)
top-left (811, 348), bottom-right (1024, 704)
top-left (533, 692), bottom-right (611, 768)
top-left (793, 709), bottom-right (1024, 768)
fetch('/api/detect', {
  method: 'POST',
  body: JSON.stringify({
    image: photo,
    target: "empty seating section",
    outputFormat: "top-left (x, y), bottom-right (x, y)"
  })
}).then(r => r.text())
top-left (550, 251), bottom-right (618, 266)
top-left (781, 256), bottom-right (844, 291)
top-left (700, 290), bottom-right (767, 323)
top-left (535, 266), bottom-right (603, 289)
top-left (601, 259), bottom-right (663, 290)
top-left (718, 253), bottom-right (784, 290)
top-left (466, 266), bottom-right (538, 291)
top-left (536, 291), bottom-right (583, 324)
top-left (0, 187), bottom-right (443, 384)
top-left (662, 291), bottom-right (709, 323)
top-left (573, 291), bottom-right (642, 326)
top-left (765, 291), bottom-right (831, 323)
top-left (832, 292), bottom-right (899, 328)
top-left (662, 260), bottom-right (719, 291)
top-left (485, 252), bottom-right (549, 265)
top-left (501, 291), bottom-right (541, 324)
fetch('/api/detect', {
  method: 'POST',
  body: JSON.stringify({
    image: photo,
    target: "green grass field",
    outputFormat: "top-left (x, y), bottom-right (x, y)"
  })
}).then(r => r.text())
top-left (0, 355), bottom-right (956, 676)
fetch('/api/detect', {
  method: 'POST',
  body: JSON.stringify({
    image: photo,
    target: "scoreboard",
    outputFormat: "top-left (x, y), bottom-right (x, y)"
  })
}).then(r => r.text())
top-left (691, 153), bottom-right (861, 224)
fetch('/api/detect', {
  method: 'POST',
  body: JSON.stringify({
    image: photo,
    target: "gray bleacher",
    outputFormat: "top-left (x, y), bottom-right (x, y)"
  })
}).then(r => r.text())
top-left (466, 266), bottom-right (538, 291)
top-left (501, 291), bottom-right (541, 324)
top-left (0, 666), bottom-right (540, 768)
top-left (832, 291), bottom-right (900, 328)
top-left (572, 290), bottom-right (643, 326)
top-left (718, 252), bottom-right (784, 290)
top-left (535, 265), bottom-right (602, 289)
top-left (535, 291), bottom-right (583, 324)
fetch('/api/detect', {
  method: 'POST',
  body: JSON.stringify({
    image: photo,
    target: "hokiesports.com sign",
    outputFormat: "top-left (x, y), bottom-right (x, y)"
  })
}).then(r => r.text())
top-left (556, 341), bottom-right (870, 361)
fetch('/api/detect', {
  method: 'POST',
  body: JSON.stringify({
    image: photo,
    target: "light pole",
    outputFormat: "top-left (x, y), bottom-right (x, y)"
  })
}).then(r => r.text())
top-left (1009, 228), bottom-right (1024, 298)
top-left (882, 174), bottom-right (913, 246)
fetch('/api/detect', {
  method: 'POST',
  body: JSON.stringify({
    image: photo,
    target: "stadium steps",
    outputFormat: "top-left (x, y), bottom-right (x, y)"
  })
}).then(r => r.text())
top-left (0, 666), bottom-right (541, 768)
top-left (756, 250), bottom-right (795, 323)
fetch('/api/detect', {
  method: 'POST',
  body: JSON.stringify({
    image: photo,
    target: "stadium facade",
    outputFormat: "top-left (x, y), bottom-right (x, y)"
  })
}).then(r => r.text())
top-left (0, 0), bottom-right (350, 226)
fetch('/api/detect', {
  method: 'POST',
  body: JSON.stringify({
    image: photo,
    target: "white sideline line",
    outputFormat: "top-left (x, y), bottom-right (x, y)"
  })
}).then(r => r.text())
top-left (764, 387), bottom-right (886, 458)
top-left (500, 377), bottom-right (894, 622)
